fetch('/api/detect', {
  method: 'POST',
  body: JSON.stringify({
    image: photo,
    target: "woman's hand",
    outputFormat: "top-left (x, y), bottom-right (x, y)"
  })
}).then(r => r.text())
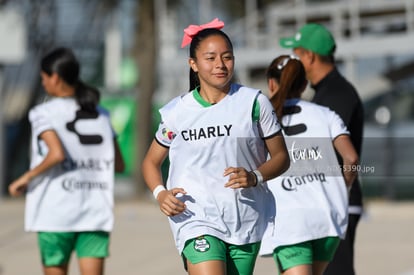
top-left (224, 167), bottom-right (256, 189)
top-left (157, 188), bottom-right (187, 216)
top-left (8, 173), bottom-right (31, 197)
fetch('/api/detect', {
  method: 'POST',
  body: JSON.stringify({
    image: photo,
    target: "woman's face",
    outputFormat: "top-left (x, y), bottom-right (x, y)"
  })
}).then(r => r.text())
top-left (41, 72), bottom-right (58, 96)
top-left (189, 34), bottom-right (234, 91)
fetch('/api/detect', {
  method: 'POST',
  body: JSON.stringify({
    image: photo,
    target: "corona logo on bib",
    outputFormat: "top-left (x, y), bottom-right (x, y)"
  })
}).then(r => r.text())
top-left (281, 173), bottom-right (327, 192)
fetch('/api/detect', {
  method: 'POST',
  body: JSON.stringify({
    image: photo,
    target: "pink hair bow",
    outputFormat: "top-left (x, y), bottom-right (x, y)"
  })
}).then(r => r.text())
top-left (181, 18), bottom-right (225, 48)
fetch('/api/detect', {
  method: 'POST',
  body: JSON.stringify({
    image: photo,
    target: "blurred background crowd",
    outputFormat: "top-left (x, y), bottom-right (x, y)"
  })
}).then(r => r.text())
top-left (1, 0), bottom-right (413, 201)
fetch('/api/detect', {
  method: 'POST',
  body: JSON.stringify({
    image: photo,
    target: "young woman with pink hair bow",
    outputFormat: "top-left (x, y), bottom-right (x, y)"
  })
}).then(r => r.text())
top-left (142, 18), bottom-right (290, 275)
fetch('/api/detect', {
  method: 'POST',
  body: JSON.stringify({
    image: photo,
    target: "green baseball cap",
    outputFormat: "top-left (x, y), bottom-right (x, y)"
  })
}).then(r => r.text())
top-left (279, 23), bottom-right (336, 56)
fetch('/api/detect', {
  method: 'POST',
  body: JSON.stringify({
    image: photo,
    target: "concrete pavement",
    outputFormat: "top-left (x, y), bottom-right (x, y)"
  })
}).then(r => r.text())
top-left (1, 193), bottom-right (414, 275)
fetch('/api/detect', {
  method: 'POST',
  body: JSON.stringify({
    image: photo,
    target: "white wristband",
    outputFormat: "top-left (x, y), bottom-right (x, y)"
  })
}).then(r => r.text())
top-left (152, 185), bottom-right (166, 199)
top-left (252, 170), bottom-right (264, 186)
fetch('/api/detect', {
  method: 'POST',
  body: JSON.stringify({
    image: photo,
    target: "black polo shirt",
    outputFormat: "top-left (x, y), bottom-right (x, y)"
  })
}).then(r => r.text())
top-left (312, 68), bottom-right (364, 207)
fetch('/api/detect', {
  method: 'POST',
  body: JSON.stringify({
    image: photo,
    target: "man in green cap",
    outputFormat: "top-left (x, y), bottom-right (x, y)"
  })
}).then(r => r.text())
top-left (279, 23), bottom-right (364, 275)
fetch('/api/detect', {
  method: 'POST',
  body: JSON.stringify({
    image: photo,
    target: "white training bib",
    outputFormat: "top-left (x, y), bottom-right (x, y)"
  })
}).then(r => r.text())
top-left (25, 97), bottom-right (115, 232)
top-left (260, 99), bottom-right (350, 256)
top-left (158, 84), bottom-right (281, 253)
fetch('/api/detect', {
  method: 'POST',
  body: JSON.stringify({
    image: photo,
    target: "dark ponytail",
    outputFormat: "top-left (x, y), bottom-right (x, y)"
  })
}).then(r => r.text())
top-left (188, 68), bottom-right (199, 92)
top-left (266, 55), bottom-right (307, 118)
top-left (41, 47), bottom-right (100, 113)
top-left (74, 81), bottom-right (100, 113)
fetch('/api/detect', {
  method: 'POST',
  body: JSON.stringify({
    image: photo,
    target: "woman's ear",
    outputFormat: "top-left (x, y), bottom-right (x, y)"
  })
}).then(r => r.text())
top-left (50, 73), bottom-right (60, 86)
top-left (268, 78), bottom-right (279, 98)
top-left (188, 58), bottom-right (198, 73)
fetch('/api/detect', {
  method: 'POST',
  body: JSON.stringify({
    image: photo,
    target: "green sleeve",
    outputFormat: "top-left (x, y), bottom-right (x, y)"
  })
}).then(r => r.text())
top-left (252, 98), bottom-right (260, 122)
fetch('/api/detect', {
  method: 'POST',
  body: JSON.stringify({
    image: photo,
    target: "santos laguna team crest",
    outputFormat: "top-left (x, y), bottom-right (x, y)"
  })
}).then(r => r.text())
top-left (194, 236), bottom-right (210, 252)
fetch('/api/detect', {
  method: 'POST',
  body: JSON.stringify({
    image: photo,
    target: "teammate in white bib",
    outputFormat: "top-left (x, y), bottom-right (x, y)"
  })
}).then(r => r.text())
top-left (258, 55), bottom-right (359, 275)
top-left (142, 19), bottom-right (290, 275)
top-left (8, 47), bottom-right (125, 275)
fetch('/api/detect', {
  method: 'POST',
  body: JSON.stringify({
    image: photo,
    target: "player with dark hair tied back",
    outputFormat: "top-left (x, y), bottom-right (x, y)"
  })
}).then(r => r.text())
top-left (8, 47), bottom-right (125, 275)
top-left (141, 18), bottom-right (290, 275)
top-left (40, 48), bottom-right (100, 114)
top-left (279, 23), bottom-right (365, 275)
top-left (259, 55), bottom-right (359, 275)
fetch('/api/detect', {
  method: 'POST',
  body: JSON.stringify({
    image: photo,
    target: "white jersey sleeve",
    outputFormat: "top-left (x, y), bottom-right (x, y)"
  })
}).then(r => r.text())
top-left (154, 95), bottom-right (181, 147)
top-left (257, 93), bottom-right (281, 138)
top-left (29, 106), bottom-right (54, 137)
top-left (328, 108), bottom-right (349, 140)
top-left (154, 120), bottom-right (176, 147)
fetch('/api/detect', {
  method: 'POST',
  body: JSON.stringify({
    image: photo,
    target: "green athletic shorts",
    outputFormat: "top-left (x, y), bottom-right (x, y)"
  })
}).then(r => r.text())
top-left (38, 231), bottom-right (110, 267)
top-left (273, 237), bottom-right (340, 273)
top-left (182, 235), bottom-right (260, 275)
